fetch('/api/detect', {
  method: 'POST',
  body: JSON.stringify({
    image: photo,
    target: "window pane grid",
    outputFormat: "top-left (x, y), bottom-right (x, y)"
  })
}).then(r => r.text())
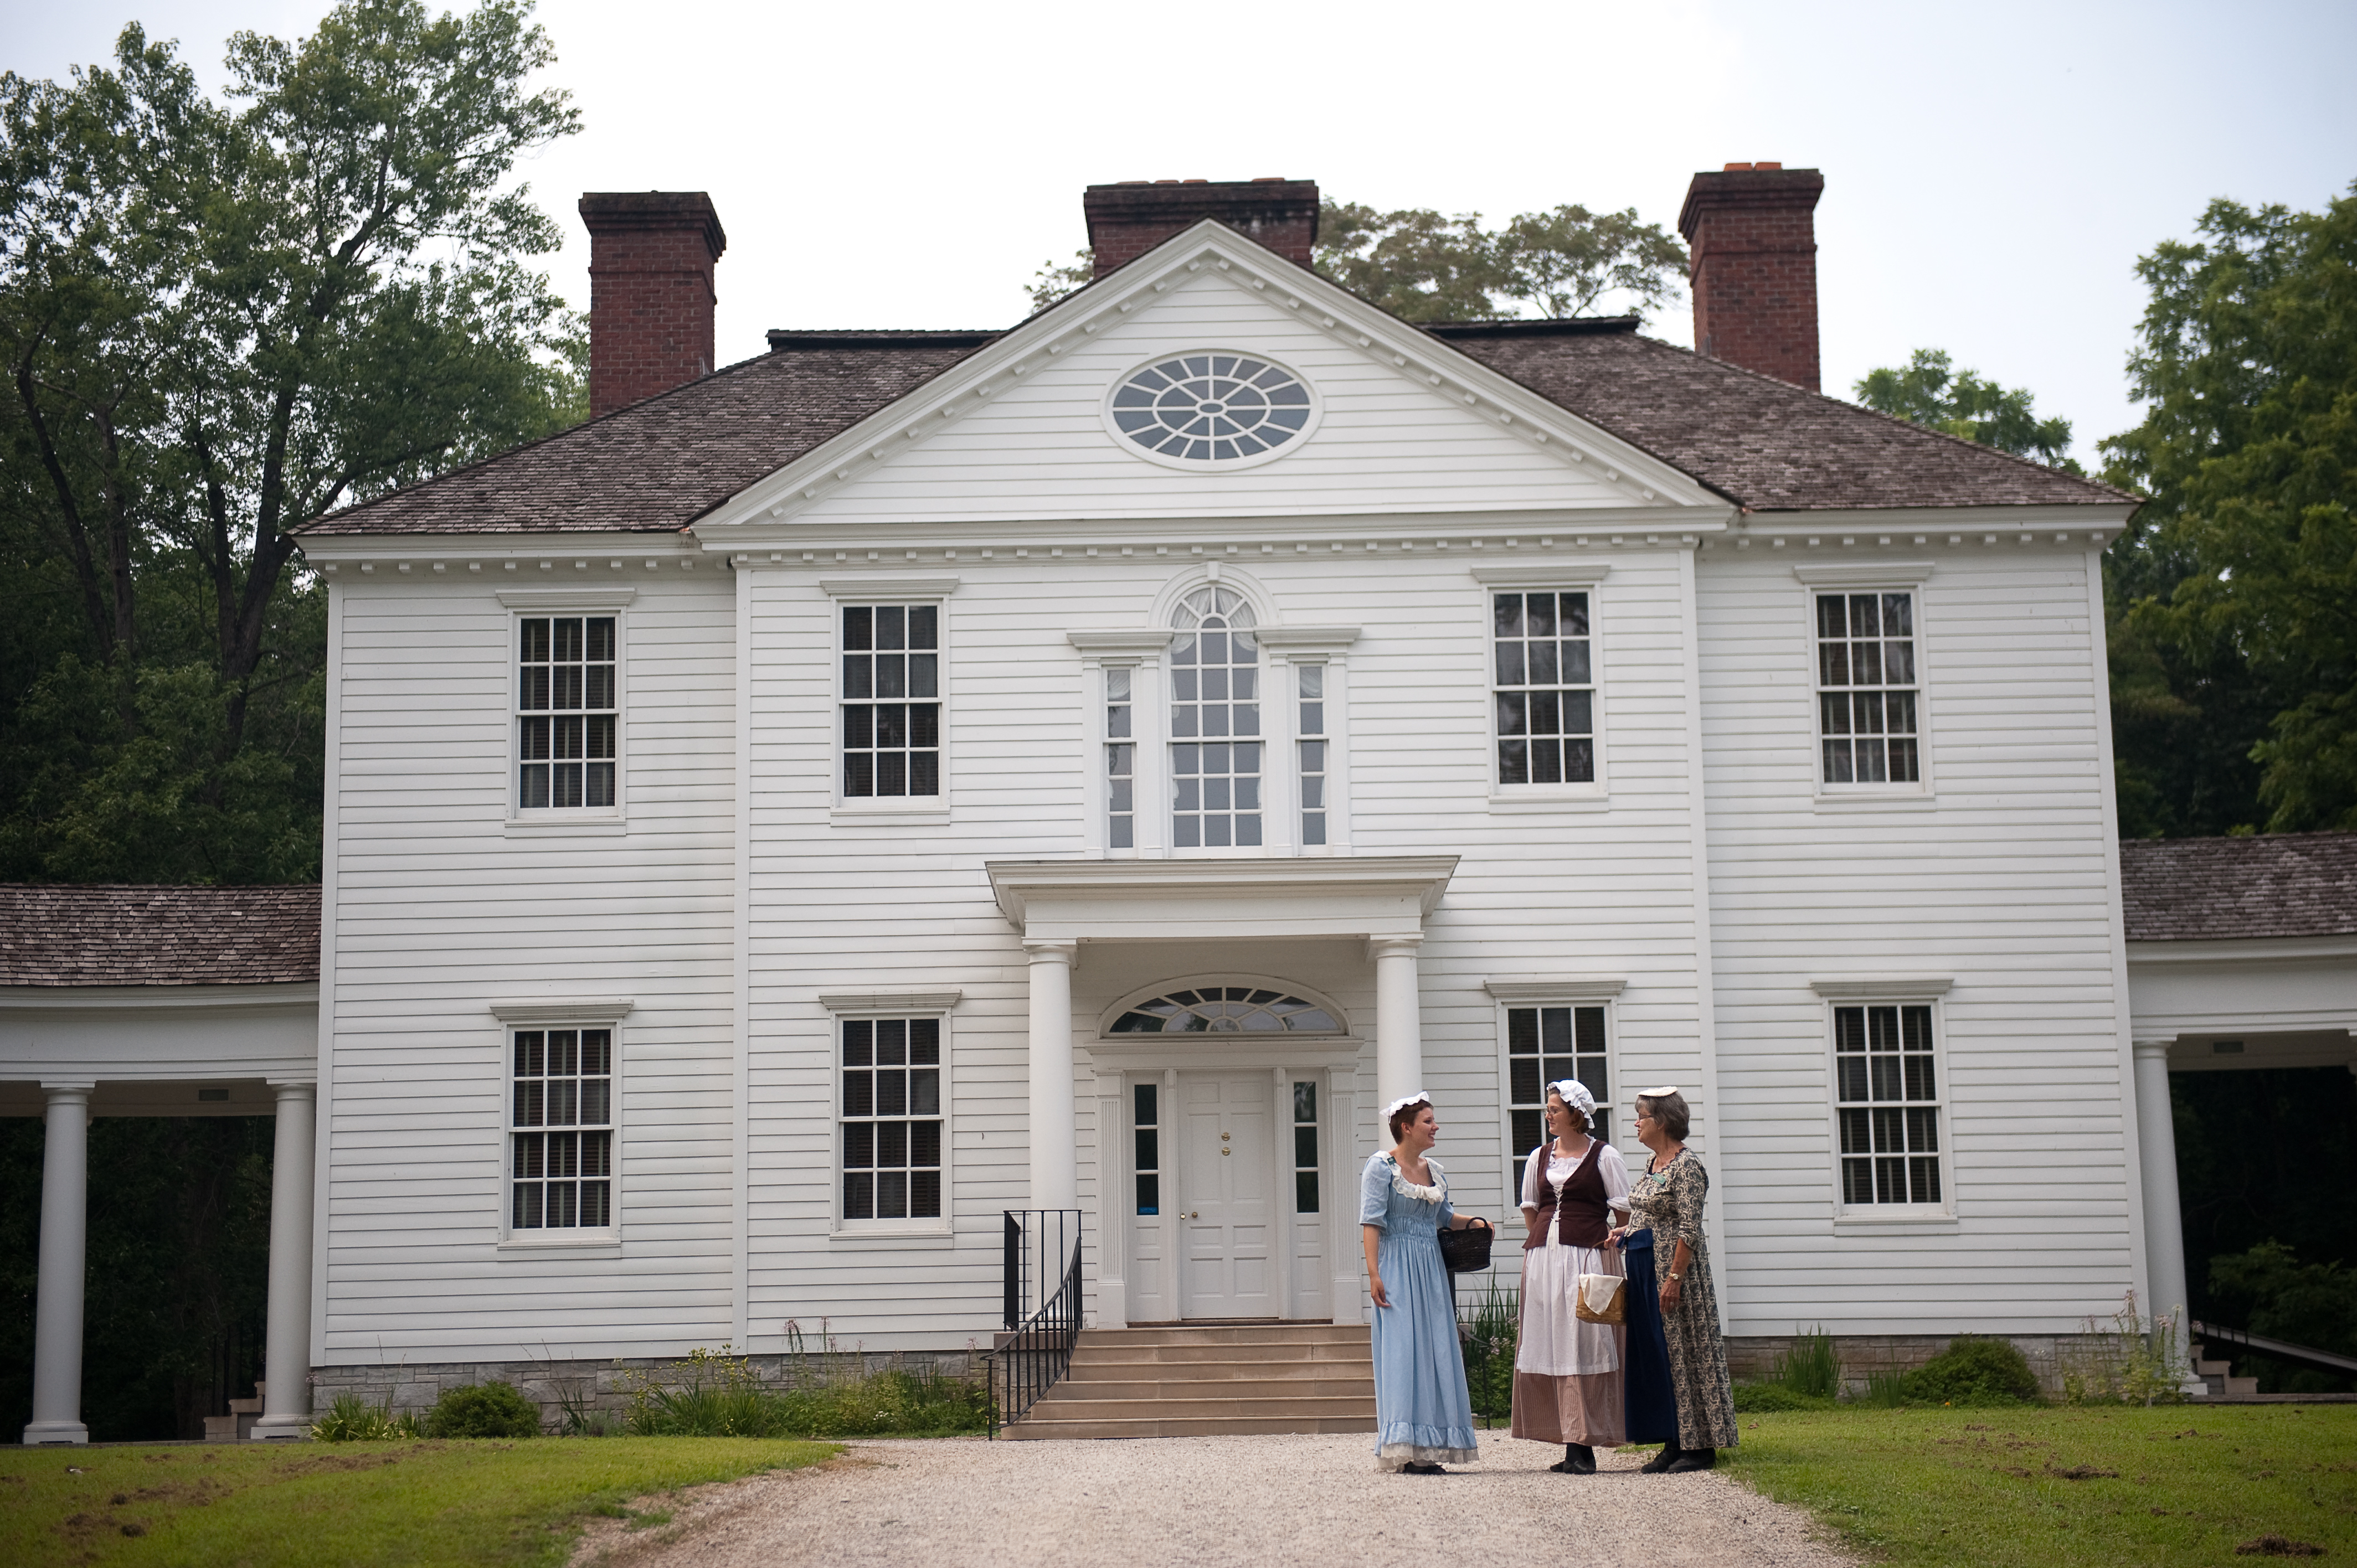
top-left (1171, 587), bottom-right (1261, 848)
top-left (1815, 592), bottom-right (1921, 785)
top-left (1506, 1004), bottom-right (1610, 1152)
top-left (511, 1028), bottom-right (613, 1229)
top-left (1298, 664), bottom-right (1327, 847)
top-left (518, 616), bottom-right (616, 809)
top-left (1293, 1080), bottom-right (1320, 1214)
top-left (842, 1017), bottom-right (944, 1221)
top-left (1107, 668), bottom-right (1134, 850)
top-left (842, 604), bottom-right (941, 799)
top-left (1835, 1004), bottom-right (1942, 1205)
top-left (1134, 1081), bottom-right (1160, 1216)
top-left (1493, 591), bottom-right (1594, 786)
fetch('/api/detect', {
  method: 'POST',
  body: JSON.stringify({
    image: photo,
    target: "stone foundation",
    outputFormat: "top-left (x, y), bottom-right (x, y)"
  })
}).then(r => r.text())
top-left (1726, 1333), bottom-right (2123, 1397)
top-left (308, 1347), bottom-right (989, 1428)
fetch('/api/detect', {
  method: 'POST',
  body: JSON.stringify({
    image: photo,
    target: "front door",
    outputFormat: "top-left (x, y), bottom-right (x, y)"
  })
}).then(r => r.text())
top-left (1179, 1072), bottom-right (1275, 1318)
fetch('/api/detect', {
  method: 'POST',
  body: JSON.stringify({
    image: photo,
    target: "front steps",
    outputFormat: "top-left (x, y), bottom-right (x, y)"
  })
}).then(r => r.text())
top-left (203, 1382), bottom-right (266, 1442)
top-left (2191, 1343), bottom-right (2261, 1398)
top-left (1003, 1323), bottom-right (1375, 1440)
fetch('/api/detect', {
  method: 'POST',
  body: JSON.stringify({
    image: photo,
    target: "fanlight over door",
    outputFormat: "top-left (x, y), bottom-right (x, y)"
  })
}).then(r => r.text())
top-left (1109, 987), bottom-right (1339, 1035)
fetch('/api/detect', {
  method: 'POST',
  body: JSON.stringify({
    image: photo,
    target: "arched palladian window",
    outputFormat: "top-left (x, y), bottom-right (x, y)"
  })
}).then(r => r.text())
top-left (1170, 586), bottom-right (1260, 848)
top-left (1110, 987), bottom-right (1340, 1034)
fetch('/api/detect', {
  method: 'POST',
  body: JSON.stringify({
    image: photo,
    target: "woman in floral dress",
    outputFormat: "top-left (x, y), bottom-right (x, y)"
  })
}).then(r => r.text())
top-left (1360, 1092), bottom-right (1492, 1474)
top-left (1615, 1086), bottom-right (1737, 1472)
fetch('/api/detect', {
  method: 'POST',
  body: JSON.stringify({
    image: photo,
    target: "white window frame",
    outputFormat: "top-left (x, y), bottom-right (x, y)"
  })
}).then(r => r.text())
top-left (1483, 977), bottom-right (1625, 1201)
top-left (498, 589), bottom-right (634, 831)
top-left (488, 998), bottom-right (632, 1251)
top-left (1473, 566), bottom-right (1609, 805)
top-left (821, 577), bottom-right (959, 823)
top-left (1812, 979), bottom-right (1955, 1224)
top-left (820, 989), bottom-right (960, 1239)
top-left (1794, 563), bottom-right (1937, 802)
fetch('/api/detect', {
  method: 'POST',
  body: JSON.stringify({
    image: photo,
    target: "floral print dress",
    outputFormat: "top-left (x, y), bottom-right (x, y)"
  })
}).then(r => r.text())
top-left (1624, 1147), bottom-right (1738, 1450)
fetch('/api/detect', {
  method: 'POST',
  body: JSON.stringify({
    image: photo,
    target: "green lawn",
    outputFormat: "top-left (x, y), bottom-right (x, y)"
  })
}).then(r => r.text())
top-left (0, 1437), bottom-right (838, 1567)
top-left (1717, 1404), bottom-right (2357, 1565)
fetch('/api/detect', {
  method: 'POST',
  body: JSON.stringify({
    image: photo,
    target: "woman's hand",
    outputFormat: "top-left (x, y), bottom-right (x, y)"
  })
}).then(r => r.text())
top-left (1459, 1215), bottom-right (1492, 1231)
top-left (1661, 1277), bottom-right (1682, 1314)
top-left (1369, 1273), bottom-right (1391, 1309)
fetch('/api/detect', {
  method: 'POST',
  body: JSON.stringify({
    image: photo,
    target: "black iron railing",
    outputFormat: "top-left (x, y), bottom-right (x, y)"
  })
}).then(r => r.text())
top-left (990, 1209), bottom-right (1083, 1437)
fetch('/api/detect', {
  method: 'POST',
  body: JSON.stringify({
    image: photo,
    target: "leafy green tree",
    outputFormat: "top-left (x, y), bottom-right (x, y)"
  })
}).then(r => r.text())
top-left (1854, 349), bottom-right (2080, 470)
top-left (0, 1), bottom-right (585, 882)
top-left (2102, 188), bottom-right (2357, 833)
top-left (1025, 198), bottom-right (1686, 325)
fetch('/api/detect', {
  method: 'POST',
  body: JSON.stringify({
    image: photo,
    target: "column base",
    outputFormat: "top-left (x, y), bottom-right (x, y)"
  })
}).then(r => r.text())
top-left (23, 1419), bottom-right (90, 1445)
top-left (248, 1414), bottom-right (313, 1442)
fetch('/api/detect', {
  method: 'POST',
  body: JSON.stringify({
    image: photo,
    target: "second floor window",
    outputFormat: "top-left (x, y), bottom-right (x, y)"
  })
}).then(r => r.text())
top-left (1493, 591), bottom-right (1594, 786)
top-left (1507, 1004), bottom-right (1609, 1152)
top-left (842, 604), bottom-right (940, 798)
top-left (1298, 665), bottom-right (1328, 847)
top-left (1816, 591), bottom-right (1919, 785)
top-left (1171, 587), bottom-right (1261, 848)
top-left (518, 616), bottom-right (616, 808)
top-left (1107, 668), bottom-right (1135, 849)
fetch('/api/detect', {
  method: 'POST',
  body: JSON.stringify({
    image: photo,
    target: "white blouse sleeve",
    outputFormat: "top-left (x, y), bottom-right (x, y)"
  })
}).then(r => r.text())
top-left (1600, 1143), bottom-right (1632, 1213)
top-left (1519, 1144), bottom-right (1547, 1211)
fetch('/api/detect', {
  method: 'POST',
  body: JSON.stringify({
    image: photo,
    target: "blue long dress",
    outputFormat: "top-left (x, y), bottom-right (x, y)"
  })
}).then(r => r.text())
top-left (1360, 1152), bottom-right (1479, 1468)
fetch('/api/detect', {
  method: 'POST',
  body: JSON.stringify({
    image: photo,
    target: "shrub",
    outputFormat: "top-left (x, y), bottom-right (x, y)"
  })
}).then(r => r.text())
top-left (312, 1390), bottom-right (419, 1441)
top-left (2060, 1292), bottom-right (2193, 1406)
top-left (1768, 1326), bottom-right (1843, 1400)
top-left (1901, 1337), bottom-right (2042, 1406)
top-left (619, 1342), bottom-right (990, 1437)
top-left (1456, 1278), bottom-right (1518, 1426)
top-left (1732, 1381), bottom-right (1834, 1412)
top-left (423, 1381), bottom-right (543, 1438)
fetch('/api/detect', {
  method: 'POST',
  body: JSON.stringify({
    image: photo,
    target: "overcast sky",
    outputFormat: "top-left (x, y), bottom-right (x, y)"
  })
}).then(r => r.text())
top-left (9, 0), bottom-right (2353, 468)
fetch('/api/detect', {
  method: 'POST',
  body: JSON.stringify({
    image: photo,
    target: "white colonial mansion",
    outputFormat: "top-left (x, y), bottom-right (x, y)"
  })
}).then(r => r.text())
top-left (6, 169), bottom-right (2354, 1442)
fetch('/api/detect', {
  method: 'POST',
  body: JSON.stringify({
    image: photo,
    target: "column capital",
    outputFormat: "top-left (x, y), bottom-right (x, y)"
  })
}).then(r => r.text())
top-left (1367, 935), bottom-right (1424, 960)
top-left (265, 1078), bottom-right (320, 1098)
top-left (1022, 939), bottom-right (1079, 965)
top-left (2131, 1039), bottom-right (2177, 1061)
top-left (37, 1082), bottom-right (95, 1098)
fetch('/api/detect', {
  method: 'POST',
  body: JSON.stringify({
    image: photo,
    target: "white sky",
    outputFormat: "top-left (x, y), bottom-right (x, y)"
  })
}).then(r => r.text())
top-left (8, 0), bottom-right (2354, 468)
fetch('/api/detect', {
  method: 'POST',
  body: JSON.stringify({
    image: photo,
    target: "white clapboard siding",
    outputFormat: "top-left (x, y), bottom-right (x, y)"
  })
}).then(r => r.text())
top-left (780, 272), bottom-right (1650, 526)
top-left (1695, 543), bottom-right (2134, 1335)
top-left (323, 572), bottom-right (742, 1363)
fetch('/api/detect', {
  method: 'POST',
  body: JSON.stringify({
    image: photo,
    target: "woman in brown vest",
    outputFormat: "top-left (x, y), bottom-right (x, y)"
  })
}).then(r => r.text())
top-left (1511, 1080), bottom-right (1630, 1473)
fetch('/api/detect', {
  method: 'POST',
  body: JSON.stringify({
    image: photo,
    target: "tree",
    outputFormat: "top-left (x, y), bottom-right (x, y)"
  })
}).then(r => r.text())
top-left (1854, 349), bottom-right (2080, 470)
top-left (0, 1), bottom-right (585, 881)
top-left (2102, 188), bottom-right (2357, 833)
top-left (1025, 197), bottom-right (1687, 326)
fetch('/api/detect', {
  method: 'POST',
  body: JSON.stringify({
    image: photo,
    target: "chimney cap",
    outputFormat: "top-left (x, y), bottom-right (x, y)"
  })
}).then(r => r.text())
top-left (578, 190), bottom-right (727, 259)
top-left (1677, 166), bottom-right (1822, 241)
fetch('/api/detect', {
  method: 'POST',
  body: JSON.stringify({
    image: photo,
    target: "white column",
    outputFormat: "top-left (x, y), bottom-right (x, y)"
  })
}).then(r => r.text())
top-left (2130, 1040), bottom-right (2204, 1391)
top-left (1026, 942), bottom-right (1079, 1212)
top-left (24, 1083), bottom-right (92, 1445)
top-left (1371, 936), bottom-right (1424, 1112)
top-left (251, 1081), bottom-right (318, 1441)
top-left (1092, 1069), bottom-right (1127, 1329)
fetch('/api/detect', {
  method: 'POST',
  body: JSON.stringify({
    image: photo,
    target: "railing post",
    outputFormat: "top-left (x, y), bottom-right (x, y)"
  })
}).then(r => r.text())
top-left (1003, 1211), bottom-right (1020, 1332)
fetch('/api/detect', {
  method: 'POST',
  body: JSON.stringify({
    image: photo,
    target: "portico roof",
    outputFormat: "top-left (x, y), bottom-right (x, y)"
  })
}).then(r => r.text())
top-left (982, 855), bottom-right (1458, 943)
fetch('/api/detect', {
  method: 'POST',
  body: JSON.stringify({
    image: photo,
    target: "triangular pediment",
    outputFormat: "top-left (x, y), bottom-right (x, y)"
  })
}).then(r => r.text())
top-left (699, 222), bottom-right (1721, 533)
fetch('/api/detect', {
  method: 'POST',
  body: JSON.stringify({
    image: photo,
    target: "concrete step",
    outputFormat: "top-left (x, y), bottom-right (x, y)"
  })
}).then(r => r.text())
top-left (2196, 1359), bottom-right (2233, 1377)
top-left (1064, 1355), bottom-right (1368, 1378)
top-left (227, 1397), bottom-right (264, 1416)
top-left (1071, 1341), bottom-right (1367, 1365)
top-left (1005, 1414), bottom-right (1377, 1440)
top-left (1022, 1394), bottom-right (1375, 1422)
top-left (2225, 1376), bottom-right (2261, 1395)
top-left (1084, 1325), bottom-right (1365, 1345)
top-left (1048, 1377), bottom-right (1376, 1401)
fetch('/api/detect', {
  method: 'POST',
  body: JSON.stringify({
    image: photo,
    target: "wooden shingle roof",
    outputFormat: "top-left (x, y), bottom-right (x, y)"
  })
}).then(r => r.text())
top-left (2119, 833), bottom-right (2357, 943)
top-left (0, 884), bottom-right (322, 986)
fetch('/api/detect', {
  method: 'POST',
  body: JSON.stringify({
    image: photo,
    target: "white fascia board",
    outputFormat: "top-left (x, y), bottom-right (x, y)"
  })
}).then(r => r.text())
top-left (296, 532), bottom-right (694, 565)
top-left (0, 982), bottom-right (320, 1016)
top-left (1737, 503), bottom-right (2138, 538)
top-left (696, 221), bottom-right (1722, 533)
top-left (2126, 934), bottom-right (2357, 966)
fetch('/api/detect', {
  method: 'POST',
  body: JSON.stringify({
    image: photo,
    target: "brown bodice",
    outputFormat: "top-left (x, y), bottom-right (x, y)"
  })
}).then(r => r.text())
top-left (1527, 1138), bottom-right (1612, 1249)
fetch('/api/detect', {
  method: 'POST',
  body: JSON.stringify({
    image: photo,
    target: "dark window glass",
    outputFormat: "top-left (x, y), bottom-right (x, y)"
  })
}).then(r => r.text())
top-left (518, 617), bottom-right (617, 811)
top-left (510, 1027), bottom-right (612, 1229)
top-left (1832, 1004), bottom-right (1941, 1207)
top-left (841, 1015), bottom-right (944, 1220)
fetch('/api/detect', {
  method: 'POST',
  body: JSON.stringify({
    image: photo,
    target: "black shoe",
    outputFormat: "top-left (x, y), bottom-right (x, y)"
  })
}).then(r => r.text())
top-left (1547, 1443), bottom-right (1597, 1474)
top-left (1663, 1447), bottom-right (1716, 1473)
top-left (1639, 1442), bottom-right (1681, 1474)
top-left (1401, 1461), bottom-right (1448, 1475)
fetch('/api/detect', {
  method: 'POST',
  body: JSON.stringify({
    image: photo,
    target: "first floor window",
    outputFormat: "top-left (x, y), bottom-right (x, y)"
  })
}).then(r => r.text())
top-left (1834, 1003), bottom-right (1942, 1205)
top-left (842, 1017), bottom-right (943, 1220)
top-left (511, 1027), bottom-right (613, 1229)
top-left (1134, 1081), bottom-right (1160, 1215)
top-left (1292, 1080), bottom-right (1320, 1213)
top-left (842, 602), bottom-right (941, 798)
top-left (1506, 1004), bottom-right (1609, 1152)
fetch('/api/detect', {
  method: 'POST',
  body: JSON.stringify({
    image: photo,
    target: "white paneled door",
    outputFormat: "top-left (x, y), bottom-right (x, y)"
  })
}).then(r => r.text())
top-left (1179, 1073), bottom-right (1275, 1318)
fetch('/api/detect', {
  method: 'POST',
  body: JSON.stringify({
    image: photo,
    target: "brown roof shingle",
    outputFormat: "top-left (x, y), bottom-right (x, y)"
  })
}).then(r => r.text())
top-left (297, 312), bottom-right (2128, 538)
top-left (1, 885), bottom-right (321, 986)
top-left (2119, 833), bottom-right (2357, 943)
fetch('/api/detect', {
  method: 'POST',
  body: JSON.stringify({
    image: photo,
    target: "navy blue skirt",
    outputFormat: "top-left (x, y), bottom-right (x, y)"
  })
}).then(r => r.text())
top-left (1618, 1229), bottom-right (1679, 1443)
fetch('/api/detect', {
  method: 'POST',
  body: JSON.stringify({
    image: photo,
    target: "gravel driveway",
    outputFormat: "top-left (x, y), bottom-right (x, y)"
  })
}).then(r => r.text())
top-left (595, 1431), bottom-right (1854, 1568)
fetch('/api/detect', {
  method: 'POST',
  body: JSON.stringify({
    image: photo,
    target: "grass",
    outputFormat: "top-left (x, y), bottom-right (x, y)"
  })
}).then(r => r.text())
top-left (1718, 1404), bottom-right (2357, 1565)
top-left (0, 1436), bottom-right (837, 1567)
top-left (618, 1343), bottom-right (990, 1437)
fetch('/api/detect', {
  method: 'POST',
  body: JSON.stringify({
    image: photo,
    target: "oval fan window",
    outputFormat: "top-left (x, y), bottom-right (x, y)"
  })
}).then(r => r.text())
top-left (1109, 354), bottom-right (1313, 462)
top-left (1110, 987), bottom-right (1340, 1034)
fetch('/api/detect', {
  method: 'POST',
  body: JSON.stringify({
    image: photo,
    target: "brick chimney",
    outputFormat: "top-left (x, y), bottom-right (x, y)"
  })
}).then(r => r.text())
top-left (1677, 163), bottom-right (1824, 391)
top-left (579, 192), bottom-right (727, 418)
top-left (1084, 178), bottom-right (1319, 277)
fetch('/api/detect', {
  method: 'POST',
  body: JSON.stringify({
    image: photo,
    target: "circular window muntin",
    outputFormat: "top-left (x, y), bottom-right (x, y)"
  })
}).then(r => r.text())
top-left (1101, 349), bottom-right (1321, 472)
top-left (1107, 985), bottom-right (1342, 1035)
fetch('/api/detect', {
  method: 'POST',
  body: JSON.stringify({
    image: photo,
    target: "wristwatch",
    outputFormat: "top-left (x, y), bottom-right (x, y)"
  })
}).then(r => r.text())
top-left (1668, 1271), bottom-right (1684, 1283)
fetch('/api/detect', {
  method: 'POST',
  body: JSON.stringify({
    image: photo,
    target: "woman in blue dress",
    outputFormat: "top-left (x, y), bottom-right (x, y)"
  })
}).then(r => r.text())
top-left (1360, 1091), bottom-right (1491, 1473)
